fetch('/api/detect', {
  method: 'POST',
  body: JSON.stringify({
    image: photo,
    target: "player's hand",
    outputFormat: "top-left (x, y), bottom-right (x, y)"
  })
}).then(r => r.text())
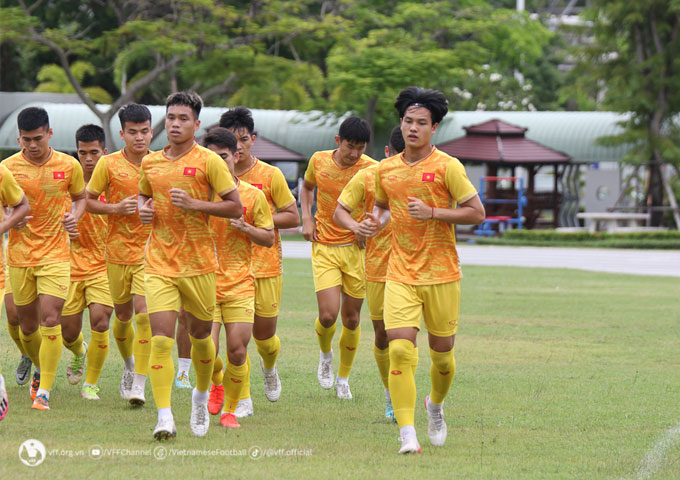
top-left (115, 195), bottom-right (138, 215)
top-left (302, 218), bottom-right (318, 242)
top-left (67, 228), bottom-right (80, 240)
top-left (139, 198), bottom-right (154, 224)
top-left (354, 232), bottom-right (366, 249)
top-left (407, 196), bottom-right (433, 220)
top-left (230, 216), bottom-right (251, 233)
top-left (12, 215), bottom-right (32, 230)
top-left (169, 188), bottom-right (195, 210)
top-left (357, 213), bottom-right (379, 237)
top-left (61, 212), bottom-right (78, 231)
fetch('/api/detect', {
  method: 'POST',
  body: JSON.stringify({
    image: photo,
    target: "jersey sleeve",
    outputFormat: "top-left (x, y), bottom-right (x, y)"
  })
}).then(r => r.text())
top-left (206, 153), bottom-right (236, 197)
top-left (253, 190), bottom-right (274, 230)
top-left (375, 164), bottom-right (387, 204)
top-left (87, 157), bottom-right (109, 196)
top-left (337, 169), bottom-right (366, 212)
top-left (0, 165), bottom-right (25, 207)
top-left (270, 168), bottom-right (296, 209)
top-left (138, 165), bottom-right (153, 197)
top-left (69, 159), bottom-right (86, 195)
top-left (444, 159), bottom-right (477, 205)
top-left (303, 155), bottom-right (316, 185)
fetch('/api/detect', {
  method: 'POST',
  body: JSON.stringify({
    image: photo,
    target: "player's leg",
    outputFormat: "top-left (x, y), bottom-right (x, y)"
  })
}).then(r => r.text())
top-left (81, 277), bottom-right (114, 400)
top-left (175, 309), bottom-right (193, 389)
top-left (130, 265), bottom-right (152, 401)
top-left (0, 290), bottom-right (8, 421)
top-left (422, 281), bottom-right (460, 447)
top-left (311, 243), bottom-right (344, 389)
top-left (61, 282), bottom-right (87, 386)
top-left (253, 276), bottom-right (283, 402)
top-left (145, 274), bottom-right (180, 440)
top-left (208, 318), bottom-right (224, 415)
top-left (385, 280), bottom-right (423, 454)
top-left (180, 273), bottom-right (217, 438)
top-left (107, 263), bottom-right (136, 399)
top-left (10, 266), bottom-right (42, 401)
top-left (5, 292), bottom-right (32, 385)
top-left (221, 321), bottom-right (253, 428)
top-left (367, 280), bottom-right (393, 419)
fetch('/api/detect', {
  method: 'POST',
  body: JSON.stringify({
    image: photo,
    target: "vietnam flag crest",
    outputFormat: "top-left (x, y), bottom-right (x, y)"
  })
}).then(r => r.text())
top-left (183, 167), bottom-right (196, 176)
top-left (252, 183), bottom-right (263, 190)
top-left (422, 172), bottom-right (435, 182)
top-left (53, 171), bottom-right (65, 179)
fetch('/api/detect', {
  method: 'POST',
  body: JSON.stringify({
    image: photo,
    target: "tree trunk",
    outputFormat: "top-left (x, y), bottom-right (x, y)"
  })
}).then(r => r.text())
top-left (648, 150), bottom-right (665, 226)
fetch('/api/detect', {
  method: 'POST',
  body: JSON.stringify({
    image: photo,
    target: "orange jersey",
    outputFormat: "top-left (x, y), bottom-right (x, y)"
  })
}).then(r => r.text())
top-left (87, 149), bottom-right (152, 265)
top-left (4, 149), bottom-right (85, 268)
top-left (304, 150), bottom-right (376, 245)
top-left (238, 158), bottom-right (296, 278)
top-left (0, 164), bottom-right (27, 289)
top-left (375, 148), bottom-right (477, 285)
top-left (211, 180), bottom-right (274, 301)
top-left (68, 194), bottom-right (107, 281)
top-left (337, 164), bottom-right (392, 282)
top-left (138, 143), bottom-right (236, 277)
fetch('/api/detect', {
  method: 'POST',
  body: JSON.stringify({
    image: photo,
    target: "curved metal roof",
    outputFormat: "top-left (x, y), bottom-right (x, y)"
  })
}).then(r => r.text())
top-left (0, 103), bottom-right (631, 164)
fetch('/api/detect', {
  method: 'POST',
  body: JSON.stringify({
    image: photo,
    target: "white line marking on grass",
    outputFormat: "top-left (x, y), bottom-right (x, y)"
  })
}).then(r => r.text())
top-left (631, 422), bottom-right (680, 480)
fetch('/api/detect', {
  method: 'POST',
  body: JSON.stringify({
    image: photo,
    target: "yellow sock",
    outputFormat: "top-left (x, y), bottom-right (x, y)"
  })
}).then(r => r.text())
top-left (8, 322), bottom-right (27, 355)
top-left (113, 315), bottom-right (135, 361)
top-left (338, 324), bottom-right (361, 378)
top-left (63, 331), bottom-right (84, 356)
top-left (373, 344), bottom-right (390, 389)
top-left (39, 325), bottom-right (63, 392)
top-left (389, 339), bottom-right (417, 427)
top-left (223, 361), bottom-right (248, 413)
top-left (20, 329), bottom-right (42, 367)
top-left (254, 334), bottom-right (280, 370)
top-left (315, 317), bottom-right (336, 354)
top-left (133, 313), bottom-right (151, 376)
top-left (212, 355), bottom-right (224, 386)
top-left (149, 336), bottom-right (175, 409)
top-left (412, 346), bottom-right (419, 374)
top-left (239, 353), bottom-right (251, 400)
top-left (85, 330), bottom-right (109, 385)
top-left (189, 335), bottom-right (215, 393)
top-left (429, 348), bottom-right (455, 404)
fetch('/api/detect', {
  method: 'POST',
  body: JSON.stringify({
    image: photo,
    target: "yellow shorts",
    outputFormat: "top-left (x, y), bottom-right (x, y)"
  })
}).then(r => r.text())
top-left (144, 272), bottom-right (216, 321)
top-left (107, 262), bottom-right (145, 304)
top-left (62, 275), bottom-right (114, 316)
top-left (366, 280), bottom-right (386, 321)
top-left (311, 242), bottom-right (365, 299)
top-left (384, 280), bottom-right (461, 337)
top-left (3, 275), bottom-right (11, 295)
top-left (213, 296), bottom-right (255, 324)
top-left (9, 262), bottom-right (70, 306)
top-left (254, 275), bottom-right (283, 318)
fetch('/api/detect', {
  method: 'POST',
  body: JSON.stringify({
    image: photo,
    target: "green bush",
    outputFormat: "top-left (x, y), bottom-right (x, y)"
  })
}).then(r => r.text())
top-left (474, 229), bottom-right (680, 249)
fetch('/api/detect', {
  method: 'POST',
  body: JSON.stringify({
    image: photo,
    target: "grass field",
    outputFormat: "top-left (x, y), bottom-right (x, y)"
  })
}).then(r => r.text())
top-left (1, 259), bottom-right (679, 479)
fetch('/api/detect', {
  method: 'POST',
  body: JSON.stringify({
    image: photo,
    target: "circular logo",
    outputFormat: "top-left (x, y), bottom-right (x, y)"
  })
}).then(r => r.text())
top-left (153, 446), bottom-right (168, 461)
top-left (18, 439), bottom-right (46, 467)
top-left (89, 445), bottom-right (103, 459)
top-left (248, 445), bottom-right (263, 460)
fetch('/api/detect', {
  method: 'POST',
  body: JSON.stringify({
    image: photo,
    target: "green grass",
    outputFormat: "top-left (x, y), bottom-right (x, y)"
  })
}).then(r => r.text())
top-left (474, 229), bottom-right (680, 249)
top-left (1, 260), bottom-right (679, 479)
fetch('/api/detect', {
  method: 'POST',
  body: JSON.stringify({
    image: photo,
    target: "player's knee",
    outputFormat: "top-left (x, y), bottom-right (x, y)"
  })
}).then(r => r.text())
top-left (429, 348), bottom-right (454, 369)
top-left (91, 316), bottom-right (109, 333)
top-left (318, 311), bottom-right (337, 326)
top-left (227, 345), bottom-right (247, 365)
top-left (389, 339), bottom-right (413, 364)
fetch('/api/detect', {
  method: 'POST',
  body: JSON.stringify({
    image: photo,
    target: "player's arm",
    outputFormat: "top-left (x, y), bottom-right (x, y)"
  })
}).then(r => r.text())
top-left (231, 219), bottom-right (274, 247)
top-left (300, 180), bottom-right (317, 242)
top-left (86, 191), bottom-right (138, 215)
top-left (138, 193), bottom-right (154, 224)
top-left (0, 195), bottom-right (30, 234)
top-left (273, 202), bottom-right (299, 229)
top-left (364, 199), bottom-right (391, 237)
top-left (169, 187), bottom-right (242, 218)
top-left (270, 170), bottom-right (300, 229)
top-left (62, 190), bottom-right (86, 237)
top-left (407, 194), bottom-right (485, 224)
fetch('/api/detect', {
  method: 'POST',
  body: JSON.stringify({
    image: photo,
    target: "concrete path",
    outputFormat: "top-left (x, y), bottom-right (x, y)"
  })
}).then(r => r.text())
top-left (281, 242), bottom-right (680, 278)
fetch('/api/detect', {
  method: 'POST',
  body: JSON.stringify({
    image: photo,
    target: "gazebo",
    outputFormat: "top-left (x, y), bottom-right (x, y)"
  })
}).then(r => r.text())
top-left (437, 119), bottom-right (571, 228)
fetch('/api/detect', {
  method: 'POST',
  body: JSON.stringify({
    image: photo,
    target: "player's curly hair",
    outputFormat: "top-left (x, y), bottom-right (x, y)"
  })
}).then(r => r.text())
top-left (394, 86), bottom-right (448, 125)
top-left (219, 106), bottom-right (255, 135)
top-left (166, 91), bottom-right (203, 119)
top-left (17, 107), bottom-right (49, 131)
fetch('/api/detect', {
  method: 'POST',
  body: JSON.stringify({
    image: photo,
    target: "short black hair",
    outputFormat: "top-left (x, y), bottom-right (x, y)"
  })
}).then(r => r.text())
top-left (219, 106), bottom-right (254, 135)
top-left (389, 125), bottom-right (405, 153)
top-left (118, 103), bottom-right (152, 129)
top-left (75, 124), bottom-right (105, 147)
top-left (18, 107), bottom-right (49, 131)
top-left (166, 91), bottom-right (203, 119)
top-left (338, 116), bottom-right (370, 144)
top-left (204, 127), bottom-right (238, 154)
top-left (394, 86), bottom-right (448, 125)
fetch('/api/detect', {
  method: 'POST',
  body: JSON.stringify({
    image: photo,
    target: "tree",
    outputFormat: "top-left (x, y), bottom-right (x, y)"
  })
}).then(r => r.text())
top-left (569, 1), bottom-right (680, 226)
top-left (35, 62), bottom-right (112, 104)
